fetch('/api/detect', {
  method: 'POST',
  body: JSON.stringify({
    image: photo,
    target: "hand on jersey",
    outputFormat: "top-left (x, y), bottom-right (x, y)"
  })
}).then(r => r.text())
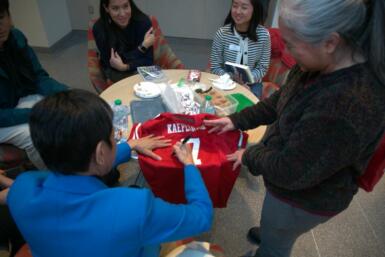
top-left (173, 142), bottom-right (194, 166)
top-left (110, 48), bottom-right (129, 71)
top-left (142, 27), bottom-right (155, 49)
top-left (204, 117), bottom-right (235, 134)
top-left (128, 135), bottom-right (171, 161)
top-left (226, 148), bottom-right (246, 171)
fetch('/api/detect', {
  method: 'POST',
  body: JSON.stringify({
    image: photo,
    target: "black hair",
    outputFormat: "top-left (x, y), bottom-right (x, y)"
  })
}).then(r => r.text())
top-left (224, 0), bottom-right (265, 42)
top-left (99, 0), bottom-right (147, 24)
top-left (98, 0), bottom-right (148, 51)
top-left (29, 89), bottom-right (113, 174)
top-left (0, 0), bottom-right (9, 15)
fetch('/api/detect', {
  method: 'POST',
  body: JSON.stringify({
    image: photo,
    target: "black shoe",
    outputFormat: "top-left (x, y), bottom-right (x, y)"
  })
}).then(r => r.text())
top-left (247, 226), bottom-right (261, 245)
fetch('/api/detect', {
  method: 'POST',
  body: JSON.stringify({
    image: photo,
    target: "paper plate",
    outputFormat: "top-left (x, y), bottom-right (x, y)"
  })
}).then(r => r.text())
top-left (212, 81), bottom-right (237, 91)
top-left (133, 82), bottom-right (161, 98)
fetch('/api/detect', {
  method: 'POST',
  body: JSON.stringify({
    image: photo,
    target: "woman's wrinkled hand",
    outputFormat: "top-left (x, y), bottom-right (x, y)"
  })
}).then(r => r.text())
top-left (203, 117), bottom-right (235, 134)
top-left (226, 148), bottom-right (246, 170)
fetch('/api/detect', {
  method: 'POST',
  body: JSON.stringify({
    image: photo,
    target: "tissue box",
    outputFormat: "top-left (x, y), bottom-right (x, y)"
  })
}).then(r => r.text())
top-left (160, 83), bottom-right (200, 114)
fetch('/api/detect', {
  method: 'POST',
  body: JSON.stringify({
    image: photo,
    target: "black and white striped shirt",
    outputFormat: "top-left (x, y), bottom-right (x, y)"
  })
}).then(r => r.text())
top-left (210, 24), bottom-right (271, 83)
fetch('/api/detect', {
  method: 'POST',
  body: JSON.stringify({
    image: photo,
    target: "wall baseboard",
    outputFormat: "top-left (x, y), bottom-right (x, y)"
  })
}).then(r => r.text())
top-left (33, 30), bottom-right (86, 53)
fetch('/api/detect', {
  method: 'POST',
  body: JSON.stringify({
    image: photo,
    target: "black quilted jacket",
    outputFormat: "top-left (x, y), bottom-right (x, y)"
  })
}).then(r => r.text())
top-left (230, 64), bottom-right (385, 213)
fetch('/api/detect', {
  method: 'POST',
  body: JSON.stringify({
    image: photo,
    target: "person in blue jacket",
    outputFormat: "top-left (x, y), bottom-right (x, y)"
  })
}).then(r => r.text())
top-left (0, 0), bottom-right (68, 169)
top-left (7, 89), bottom-right (214, 257)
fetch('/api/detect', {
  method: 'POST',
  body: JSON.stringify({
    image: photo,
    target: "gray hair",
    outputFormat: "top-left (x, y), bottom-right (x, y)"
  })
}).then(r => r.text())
top-left (280, 0), bottom-right (385, 85)
top-left (279, 0), bottom-right (366, 44)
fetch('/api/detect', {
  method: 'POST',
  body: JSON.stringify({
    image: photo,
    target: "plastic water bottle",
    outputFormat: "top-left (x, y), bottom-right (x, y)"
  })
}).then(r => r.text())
top-left (111, 99), bottom-right (130, 143)
top-left (201, 95), bottom-right (216, 114)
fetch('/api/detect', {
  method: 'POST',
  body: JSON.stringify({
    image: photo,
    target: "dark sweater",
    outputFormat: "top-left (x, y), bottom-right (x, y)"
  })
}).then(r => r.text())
top-left (0, 29), bottom-right (68, 128)
top-left (230, 64), bottom-right (385, 213)
top-left (92, 17), bottom-right (153, 73)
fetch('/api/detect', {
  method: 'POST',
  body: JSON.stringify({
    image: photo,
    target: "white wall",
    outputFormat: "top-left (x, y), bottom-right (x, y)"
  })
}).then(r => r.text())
top-left (88, 0), bottom-right (100, 20)
top-left (135, 0), bottom-right (231, 39)
top-left (271, 0), bottom-right (280, 28)
top-left (10, 0), bottom-right (49, 47)
top-left (11, 0), bottom-right (72, 48)
top-left (37, 0), bottom-right (72, 46)
top-left (66, 0), bottom-right (89, 30)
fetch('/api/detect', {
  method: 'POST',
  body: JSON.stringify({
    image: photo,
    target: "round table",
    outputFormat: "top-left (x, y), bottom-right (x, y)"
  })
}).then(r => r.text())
top-left (100, 69), bottom-right (266, 143)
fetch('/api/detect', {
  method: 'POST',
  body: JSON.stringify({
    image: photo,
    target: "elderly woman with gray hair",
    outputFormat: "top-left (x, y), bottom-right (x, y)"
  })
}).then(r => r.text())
top-left (204, 0), bottom-right (385, 256)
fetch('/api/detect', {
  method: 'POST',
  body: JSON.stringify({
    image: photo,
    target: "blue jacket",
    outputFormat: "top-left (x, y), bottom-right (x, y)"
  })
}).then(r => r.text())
top-left (0, 29), bottom-right (68, 127)
top-left (7, 142), bottom-right (213, 257)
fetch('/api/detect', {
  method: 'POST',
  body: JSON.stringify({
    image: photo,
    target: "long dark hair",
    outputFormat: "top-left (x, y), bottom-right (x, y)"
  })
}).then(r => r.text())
top-left (224, 0), bottom-right (265, 42)
top-left (99, 0), bottom-right (147, 25)
top-left (98, 0), bottom-right (148, 51)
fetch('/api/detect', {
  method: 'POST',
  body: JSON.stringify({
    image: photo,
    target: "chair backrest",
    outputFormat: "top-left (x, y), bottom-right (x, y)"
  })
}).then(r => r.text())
top-left (150, 16), bottom-right (185, 69)
top-left (358, 133), bottom-right (385, 192)
top-left (87, 16), bottom-right (185, 94)
top-left (262, 28), bottom-right (296, 87)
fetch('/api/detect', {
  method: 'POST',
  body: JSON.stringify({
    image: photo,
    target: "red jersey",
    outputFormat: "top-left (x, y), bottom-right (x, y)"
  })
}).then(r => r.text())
top-left (130, 113), bottom-right (248, 208)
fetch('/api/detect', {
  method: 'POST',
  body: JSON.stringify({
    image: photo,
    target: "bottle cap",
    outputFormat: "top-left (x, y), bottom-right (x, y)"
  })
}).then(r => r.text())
top-left (177, 78), bottom-right (185, 87)
top-left (114, 99), bottom-right (122, 105)
top-left (205, 95), bottom-right (212, 101)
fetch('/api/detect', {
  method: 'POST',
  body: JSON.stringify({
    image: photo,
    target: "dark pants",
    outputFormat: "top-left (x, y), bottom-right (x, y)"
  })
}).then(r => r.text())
top-left (0, 205), bottom-right (24, 257)
top-left (104, 68), bottom-right (138, 83)
top-left (255, 192), bottom-right (332, 257)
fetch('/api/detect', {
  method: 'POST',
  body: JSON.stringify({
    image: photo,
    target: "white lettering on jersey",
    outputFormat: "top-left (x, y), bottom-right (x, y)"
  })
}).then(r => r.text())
top-left (167, 123), bottom-right (206, 134)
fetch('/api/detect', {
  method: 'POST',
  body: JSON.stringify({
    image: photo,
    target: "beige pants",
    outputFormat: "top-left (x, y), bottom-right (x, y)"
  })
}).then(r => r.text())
top-left (0, 95), bottom-right (46, 169)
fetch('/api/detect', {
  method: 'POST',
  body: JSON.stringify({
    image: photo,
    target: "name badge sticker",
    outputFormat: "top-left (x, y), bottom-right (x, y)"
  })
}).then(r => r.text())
top-left (229, 44), bottom-right (240, 52)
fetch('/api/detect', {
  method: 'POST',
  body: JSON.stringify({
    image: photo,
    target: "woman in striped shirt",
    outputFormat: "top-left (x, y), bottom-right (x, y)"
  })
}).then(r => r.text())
top-left (210, 0), bottom-right (271, 97)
